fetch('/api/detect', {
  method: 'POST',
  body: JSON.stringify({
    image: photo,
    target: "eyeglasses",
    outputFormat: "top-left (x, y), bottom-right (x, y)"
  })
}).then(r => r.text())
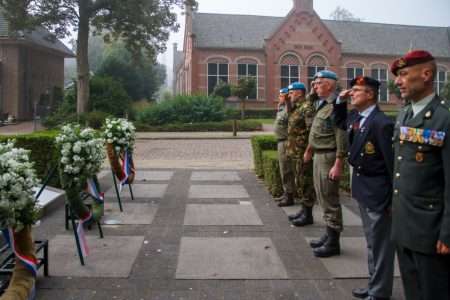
top-left (351, 87), bottom-right (368, 93)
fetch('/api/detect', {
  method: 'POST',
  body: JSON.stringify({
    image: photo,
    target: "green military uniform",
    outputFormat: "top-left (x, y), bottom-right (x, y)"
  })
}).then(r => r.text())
top-left (392, 95), bottom-right (450, 300)
top-left (274, 103), bottom-right (295, 196)
top-left (308, 94), bottom-right (347, 232)
top-left (286, 98), bottom-right (316, 207)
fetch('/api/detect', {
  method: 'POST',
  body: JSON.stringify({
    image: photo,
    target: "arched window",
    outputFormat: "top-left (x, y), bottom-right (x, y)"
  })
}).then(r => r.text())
top-left (346, 62), bottom-right (364, 88)
top-left (307, 55), bottom-right (327, 87)
top-left (435, 66), bottom-right (448, 96)
top-left (237, 59), bottom-right (258, 99)
top-left (371, 63), bottom-right (388, 102)
top-left (207, 58), bottom-right (229, 96)
top-left (280, 54), bottom-right (300, 89)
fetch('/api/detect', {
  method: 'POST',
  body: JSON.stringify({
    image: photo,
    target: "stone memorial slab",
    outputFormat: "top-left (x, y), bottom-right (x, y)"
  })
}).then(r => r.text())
top-left (97, 170), bottom-right (110, 179)
top-left (103, 202), bottom-right (158, 225)
top-left (281, 204), bottom-right (362, 226)
top-left (135, 171), bottom-right (174, 181)
top-left (190, 171), bottom-right (241, 181)
top-left (189, 185), bottom-right (249, 199)
top-left (305, 237), bottom-right (400, 278)
top-left (175, 237), bottom-right (288, 279)
top-left (105, 183), bottom-right (167, 199)
top-left (184, 203), bottom-right (263, 226)
top-left (49, 235), bottom-right (144, 277)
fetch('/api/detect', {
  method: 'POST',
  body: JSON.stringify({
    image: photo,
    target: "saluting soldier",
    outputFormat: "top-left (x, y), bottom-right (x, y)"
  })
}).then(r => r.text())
top-left (343, 76), bottom-right (395, 300)
top-left (285, 82), bottom-right (317, 226)
top-left (274, 88), bottom-right (296, 206)
top-left (304, 70), bottom-right (348, 257)
top-left (391, 50), bottom-right (450, 300)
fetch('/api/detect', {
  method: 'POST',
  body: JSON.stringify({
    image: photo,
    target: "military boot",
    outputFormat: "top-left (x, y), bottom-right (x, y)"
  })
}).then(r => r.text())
top-left (274, 193), bottom-right (288, 202)
top-left (292, 206), bottom-right (314, 226)
top-left (277, 193), bottom-right (294, 207)
top-left (288, 208), bottom-right (304, 221)
top-left (309, 232), bottom-right (328, 248)
top-left (313, 227), bottom-right (340, 257)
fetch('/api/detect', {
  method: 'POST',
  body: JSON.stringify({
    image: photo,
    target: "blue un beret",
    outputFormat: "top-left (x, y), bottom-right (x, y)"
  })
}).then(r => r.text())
top-left (288, 82), bottom-right (306, 91)
top-left (314, 70), bottom-right (338, 81)
top-left (279, 87), bottom-right (289, 94)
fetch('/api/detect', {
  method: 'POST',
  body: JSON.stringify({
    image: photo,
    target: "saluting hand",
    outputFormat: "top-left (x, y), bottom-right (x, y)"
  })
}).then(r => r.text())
top-left (437, 240), bottom-right (450, 255)
top-left (339, 89), bottom-right (352, 99)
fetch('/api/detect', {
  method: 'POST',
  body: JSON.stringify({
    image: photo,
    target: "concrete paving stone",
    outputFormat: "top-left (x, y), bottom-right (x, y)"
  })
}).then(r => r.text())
top-left (175, 237), bottom-right (288, 279)
top-left (135, 170), bottom-right (174, 181)
top-left (183, 203), bottom-right (263, 226)
top-left (189, 184), bottom-right (249, 199)
top-left (105, 183), bottom-right (168, 199)
top-left (281, 204), bottom-right (362, 226)
top-left (191, 171), bottom-right (241, 181)
top-left (49, 235), bottom-right (144, 277)
top-left (305, 237), bottom-right (400, 279)
top-left (102, 202), bottom-right (158, 225)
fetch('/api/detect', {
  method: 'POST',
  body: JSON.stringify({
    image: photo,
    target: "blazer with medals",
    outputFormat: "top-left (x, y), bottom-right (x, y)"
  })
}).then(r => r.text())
top-left (392, 96), bottom-right (450, 255)
top-left (347, 106), bottom-right (394, 212)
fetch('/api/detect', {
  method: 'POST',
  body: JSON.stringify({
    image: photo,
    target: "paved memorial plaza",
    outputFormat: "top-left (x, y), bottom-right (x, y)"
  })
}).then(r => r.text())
top-left (32, 138), bottom-right (405, 299)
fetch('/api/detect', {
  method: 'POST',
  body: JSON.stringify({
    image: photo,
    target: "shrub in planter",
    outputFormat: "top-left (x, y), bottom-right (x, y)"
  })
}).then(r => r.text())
top-left (262, 150), bottom-right (283, 197)
top-left (250, 135), bottom-right (277, 177)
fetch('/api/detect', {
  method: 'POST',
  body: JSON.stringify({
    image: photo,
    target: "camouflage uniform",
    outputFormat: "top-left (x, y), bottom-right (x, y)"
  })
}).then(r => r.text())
top-left (287, 98), bottom-right (316, 207)
top-left (274, 103), bottom-right (295, 196)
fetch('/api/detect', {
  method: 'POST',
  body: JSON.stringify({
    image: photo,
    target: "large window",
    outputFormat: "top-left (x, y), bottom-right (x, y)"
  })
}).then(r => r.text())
top-left (238, 60), bottom-right (258, 99)
top-left (346, 63), bottom-right (364, 88)
top-left (207, 60), bottom-right (228, 95)
top-left (371, 64), bottom-right (388, 102)
top-left (307, 55), bottom-right (327, 87)
top-left (435, 67), bottom-right (448, 96)
top-left (280, 54), bottom-right (300, 89)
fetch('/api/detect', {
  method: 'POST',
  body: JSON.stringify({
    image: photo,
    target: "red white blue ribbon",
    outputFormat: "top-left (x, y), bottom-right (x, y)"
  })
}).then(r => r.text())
top-left (119, 150), bottom-right (134, 191)
top-left (76, 212), bottom-right (92, 258)
top-left (85, 178), bottom-right (104, 204)
top-left (1, 228), bottom-right (38, 277)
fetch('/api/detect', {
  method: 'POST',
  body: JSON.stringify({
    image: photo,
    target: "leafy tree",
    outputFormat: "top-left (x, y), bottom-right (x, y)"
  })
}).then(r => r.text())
top-left (211, 81), bottom-right (232, 99)
top-left (440, 82), bottom-right (450, 101)
top-left (0, 0), bottom-right (197, 114)
top-left (329, 6), bottom-right (361, 21)
top-left (231, 77), bottom-right (256, 120)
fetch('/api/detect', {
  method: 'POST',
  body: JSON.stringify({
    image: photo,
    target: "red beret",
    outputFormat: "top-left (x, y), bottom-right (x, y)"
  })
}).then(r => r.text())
top-left (391, 50), bottom-right (435, 76)
top-left (350, 76), bottom-right (380, 90)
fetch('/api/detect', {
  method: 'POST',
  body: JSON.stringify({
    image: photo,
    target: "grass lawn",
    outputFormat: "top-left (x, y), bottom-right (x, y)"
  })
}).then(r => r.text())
top-left (248, 118), bottom-right (275, 125)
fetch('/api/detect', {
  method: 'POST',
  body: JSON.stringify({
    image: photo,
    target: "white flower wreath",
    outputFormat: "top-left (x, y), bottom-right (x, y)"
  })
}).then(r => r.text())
top-left (55, 124), bottom-right (105, 187)
top-left (103, 118), bottom-right (136, 153)
top-left (0, 141), bottom-right (39, 231)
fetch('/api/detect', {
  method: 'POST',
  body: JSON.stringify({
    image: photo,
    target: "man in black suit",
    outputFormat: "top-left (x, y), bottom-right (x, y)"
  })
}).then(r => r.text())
top-left (342, 76), bottom-right (395, 300)
top-left (391, 50), bottom-right (450, 300)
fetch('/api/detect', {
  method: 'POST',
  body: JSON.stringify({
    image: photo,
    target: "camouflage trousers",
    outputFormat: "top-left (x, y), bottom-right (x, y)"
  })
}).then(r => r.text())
top-left (291, 157), bottom-right (316, 208)
top-left (313, 152), bottom-right (343, 232)
top-left (277, 141), bottom-right (295, 194)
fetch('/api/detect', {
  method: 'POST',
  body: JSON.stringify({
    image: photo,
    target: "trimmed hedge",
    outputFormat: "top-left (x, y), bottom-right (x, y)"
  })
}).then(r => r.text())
top-left (262, 150), bottom-right (283, 197)
top-left (0, 131), bottom-right (61, 187)
top-left (242, 108), bottom-right (277, 119)
top-left (250, 135), bottom-right (277, 177)
top-left (135, 119), bottom-right (262, 132)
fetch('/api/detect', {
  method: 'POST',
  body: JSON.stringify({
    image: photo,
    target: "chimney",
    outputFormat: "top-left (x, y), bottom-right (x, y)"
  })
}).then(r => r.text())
top-left (293, 0), bottom-right (313, 12)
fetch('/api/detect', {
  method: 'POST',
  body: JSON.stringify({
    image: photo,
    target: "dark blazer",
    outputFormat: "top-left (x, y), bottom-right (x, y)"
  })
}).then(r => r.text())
top-left (347, 106), bottom-right (394, 212)
top-left (392, 96), bottom-right (450, 254)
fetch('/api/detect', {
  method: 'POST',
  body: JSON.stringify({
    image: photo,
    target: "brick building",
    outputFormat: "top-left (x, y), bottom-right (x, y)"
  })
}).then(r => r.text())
top-left (174, 0), bottom-right (450, 109)
top-left (0, 12), bottom-right (74, 120)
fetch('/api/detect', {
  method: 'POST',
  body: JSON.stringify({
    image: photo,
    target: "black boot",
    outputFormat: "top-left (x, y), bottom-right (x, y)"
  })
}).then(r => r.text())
top-left (278, 193), bottom-right (294, 207)
top-left (313, 227), bottom-right (340, 257)
top-left (309, 232), bottom-right (328, 248)
top-left (292, 206), bottom-right (313, 226)
top-left (274, 193), bottom-right (287, 202)
top-left (288, 208), bottom-right (304, 221)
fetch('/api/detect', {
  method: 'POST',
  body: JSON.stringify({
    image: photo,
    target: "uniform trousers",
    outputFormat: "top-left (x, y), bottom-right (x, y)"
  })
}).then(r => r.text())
top-left (397, 244), bottom-right (450, 300)
top-left (277, 141), bottom-right (295, 194)
top-left (313, 151), bottom-right (343, 231)
top-left (359, 203), bottom-right (395, 298)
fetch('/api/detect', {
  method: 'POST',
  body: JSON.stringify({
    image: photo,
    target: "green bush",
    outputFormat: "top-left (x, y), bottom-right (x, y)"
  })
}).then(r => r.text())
top-left (250, 135), bottom-right (277, 177)
top-left (262, 150), bottom-right (283, 197)
top-left (0, 131), bottom-right (61, 187)
top-left (135, 119), bottom-right (262, 132)
top-left (137, 95), bottom-right (227, 125)
top-left (242, 108), bottom-right (277, 119)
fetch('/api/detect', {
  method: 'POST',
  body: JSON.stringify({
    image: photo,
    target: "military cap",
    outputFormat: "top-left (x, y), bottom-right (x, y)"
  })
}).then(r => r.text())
top-left (279, 87), bottom-right (289, 94)
top-left (288, 82), bottom-right (306, 91)
top-left (350, 76), bottom-right (380, 90)
top-left (314, 70), bottom-right (338, 81)
top-left (391, 50), bottom-right (435, 76)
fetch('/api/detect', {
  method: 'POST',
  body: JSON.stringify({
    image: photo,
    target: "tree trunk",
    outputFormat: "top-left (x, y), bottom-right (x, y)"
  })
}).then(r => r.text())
top-left (76, 0), bottom-right (90, 114)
